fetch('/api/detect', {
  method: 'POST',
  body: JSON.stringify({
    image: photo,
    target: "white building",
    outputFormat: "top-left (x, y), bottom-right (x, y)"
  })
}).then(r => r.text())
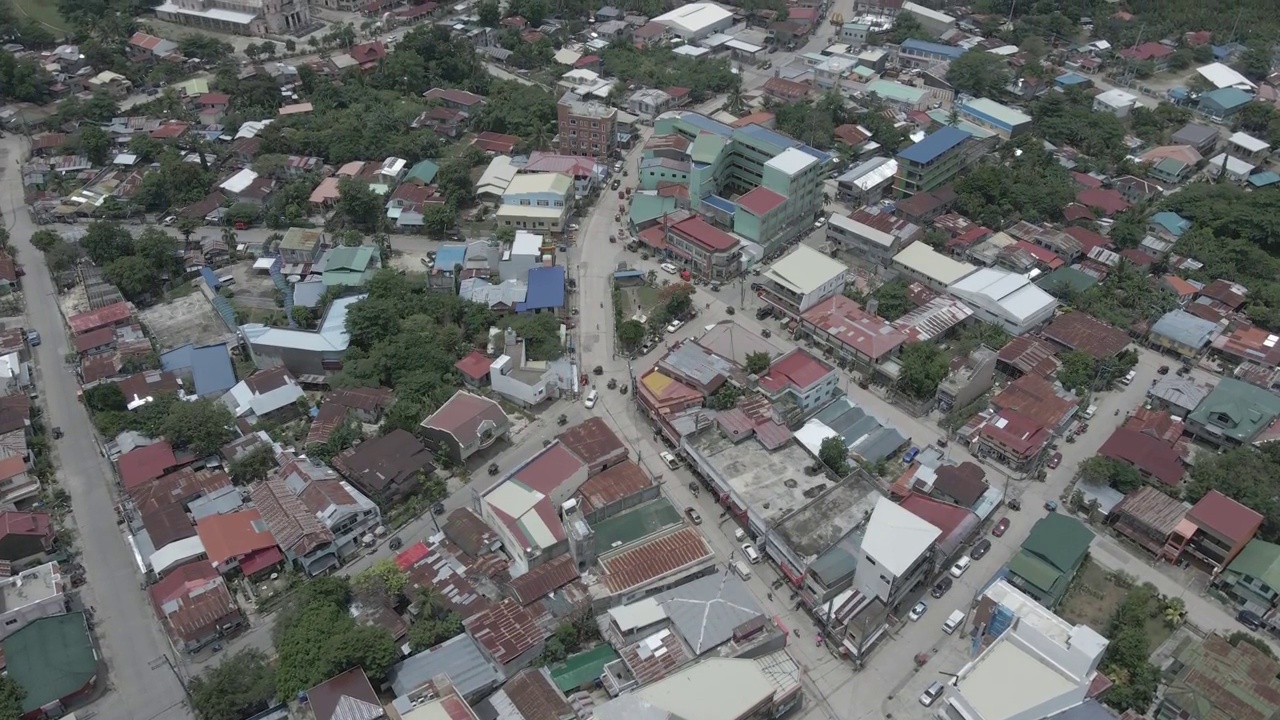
top-left (489, 328), bottom-right (577, 407)
top-left (0, 562), bottom-right (65, 640)
top-left (653, 2), bottom-right (734, 41)
top-left (941, 579), bottom-right (1108, 720)
top-left (892, 243), bottom-right (977, 292)
top-left (947, 268), bottom-right (1057, 336)
top-left (759, 245), bottom-right (848, 315)
top-left (1195, 62), bottom-right (1257, 90)
top-left (156, 0), bottom-right (309, 38)
top-left (854, 497), bottom-right (939, 608)
top-left (900, 1), bottom-right (956, 36)
top-left (1092, 89), bottom-right (1137, 118)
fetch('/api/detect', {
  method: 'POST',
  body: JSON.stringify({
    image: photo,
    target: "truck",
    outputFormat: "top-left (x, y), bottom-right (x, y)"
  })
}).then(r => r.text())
top-left (829, 11), bottom-right (844, 25)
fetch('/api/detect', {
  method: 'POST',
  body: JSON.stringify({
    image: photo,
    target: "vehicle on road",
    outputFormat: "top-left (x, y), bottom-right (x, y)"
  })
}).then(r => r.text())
top-left (685, 507), bottom-right (702, 524)
top-left (971, 539), bottom-right (992, 560)
top-left (931, 577), bottom-right (952, 598)
top-left (755, 306), bottom-right (773, 320)
top-left (742, 543), bottom-right (761, 564)
top-left (949, 556), bottom-right (971, 577)
top-left (992, 517), bottom-right (1010, 537)
top-left (813, 217), bottom-right (827, 229)
top-left (943, 610), bottom-right (965, 635)
top-left (487, 463), bottom-right (500, 475)
top-left (611, 179), bottom-right (621, 190)
top-left (909, 601), bottom-right (927, 621)
top-left (1044, 500), bottom-right (1058, 512)
top-left (679, 269), bottom-right (692, 281)
top-left (1047, 452), bottom-right (1062, 469)
top-left (661, 263), bottom-right (678, 274)
top-left (1237, 609), bottom-right (1264, 630)
top-left (903, 446), bottom-right (920, 464)
top-left (25, 330), bottom-right (40, 346)
top-left (431, 501), bottom-right (445, 515)
top-left (1158, 365), bottom-right (1170, 375)
top-left (52, 427), bottom-right (64, 439)
top-left (666, 319), bottom-right (684, 334)
top-left (388, 537), bottom-right (403, 551)
top-left (661, 451), bottom-right (681, 469)
top-left (584, 389), bottom-right (598, 409)
top-left (687, 481), bottom-right (699, 496)
top-left (920, 682), bottom-right (945, 707)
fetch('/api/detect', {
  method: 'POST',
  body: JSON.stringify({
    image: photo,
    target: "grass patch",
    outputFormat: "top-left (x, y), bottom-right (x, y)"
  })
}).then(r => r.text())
top-left (9, 0), bottom-right (72, 34)
top-left (619, 284), bottom-right (662, 321)
top-left (1058, 558), bottom-right (1173, 650)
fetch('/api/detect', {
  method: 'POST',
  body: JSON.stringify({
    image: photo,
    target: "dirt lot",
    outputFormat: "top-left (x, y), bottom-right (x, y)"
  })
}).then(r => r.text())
top-left (138, 293), bottom-right (234, 352)
top-left (1058, 558), bottom-right (1174, 650)
top-left (222, 261), bottom-right (283, 310)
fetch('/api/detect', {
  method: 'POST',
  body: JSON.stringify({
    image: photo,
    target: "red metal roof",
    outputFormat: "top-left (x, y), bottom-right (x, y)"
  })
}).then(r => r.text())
top-left (465, 599), bottom-right (544, 665)
top-left (1062, 203), bottom-right (1097, 222)
top-left (1187, 490), bottom-right (1263, 545)
top-left (556, 417), bottom-right (626, 469)
top-left (669, 217), bottom-right (740, 252)
top-left (454, 351), bottom-right (493, 380)
top-left (900, 492), bottom-right (975, 544)
top-left (1010, 240), bottom-right (1065, 269)
top-left (148, 563), bottom-right (240, 644)
top-left (73, 327), bottom-right (115, 353)
top-left (195, 509), bottom-right (278, 567)
top-left (1075, 188), bottom-right (1130, 216)
top-left (117, 442), bottom-right (178, 489)
top-left (506, 555), bottom-right (579, 605)
top-left (1098, 428), bottom-right (1186, 486)
top-left (758, 349), bottom-right (832, 393)
top-left (1042, 312), bottom-right (1130, 359)
top-left (68, 301), bottom-right (132, 335)
top-left (736, 187), bottom-right (787, 216)
top-left (198, 93), bottom-right (230, 106)
top-left (800, 295), bottom-right (908, 361)
top-left (238, 546), bottom-right (284, 576)
top-left (980, 409), bottom-right (1050, 455)
top-left (599, 527), bottom-right (712, 594)
top-left (1063, 225), bottom-right (1110, 252)
top-left (992, 374), bottom-right (1077, 430)
top-left (1120, 41), bottom-right (1174, 60)
top-left (0, 510), bottom-right (52, 545)
top-left (424, 87), bottom-right (486, 107)
top-left (473, 132), bottom-right (521, 154)
top-left (512, 444), bottom-right (584, 496)
top-left (574, 461), bottom-right (653, 514)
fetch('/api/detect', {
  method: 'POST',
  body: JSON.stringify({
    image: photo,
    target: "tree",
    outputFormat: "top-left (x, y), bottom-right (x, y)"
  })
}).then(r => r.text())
top-left (707, 385), bottom-right (741, 411)
top-left (494, 226), bottom-right (516, 245)
top-left (30, 229), bottom-right (61, 253)
top-left (745, 351), bottom-right (771, 375)
top-left (104, 255), bottom-right (158, 301)
top-left (84, 382), bottom-right (127, 413)
top-left (352, 559), bottom-right (408, 604)
top-left (660, 283), bottom-right (694, 320)
top-left (291, 305), bottom-right (315, 329)
top-left (478, 0), bottom-right (500, 26)
top-left (946, 51), bottom-right (1012, 99)
top-left (228, 446), bottom-right (275, 485)
top-left (285, 39), bottom-right (296, 53)
top-left (160, 398), bottom-right (235, 456)
top-left (408, 612), bottom-right (463, 651)
top-left (135, 227), bottom-right (179, 273)
top-left (244, 42), bottom-right (261, 61)
top-left (618, 319), bottom-right (646, 351)
top-left (954, 136), bottom-right (1075, 226)
top-left (274, 593), bottom-right (397, 697)
top-left (1227, 630), bottom-right (1277, 659)
top-left (78, 125), bottom-right (112, 165)
top-left (895, 342), bottom-right (949, 401)
top-left (869, 279), bottom-right (913, 321)
top-left (336, 177), bottom-right (382, 231)
top-left (188, 648), bottom-right (276, 720)
top-left (819, 436), bottom-right (849, 476)
top-left (1077, 456), bottom-right (1143, 493)
top-left (422, 205), bottom-right (457, 239)
top-left (45, 240), bottom-right (80, 274)
top-left (1056, 350), bottom-right (1097, 393)
top-left (82, 221), bottom-right (135, 265)
top-left (0, 676), bottom-right (26, 720)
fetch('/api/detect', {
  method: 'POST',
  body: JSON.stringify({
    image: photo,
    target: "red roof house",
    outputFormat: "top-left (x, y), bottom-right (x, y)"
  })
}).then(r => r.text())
top-left (117, 442), bottom-right (181, 490)
top-left (148, 563), bottom-right (244, 651)
top-left (1075, 188), bottom-right (1130, 216)
top-left (1098, 428), bottom-right (1186, 486)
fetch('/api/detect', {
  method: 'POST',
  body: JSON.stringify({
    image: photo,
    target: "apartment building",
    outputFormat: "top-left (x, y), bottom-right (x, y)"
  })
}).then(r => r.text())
top-left (663, 217), bottom-right (742, 281)
top-left (895, 126), bottom-right (969, 197)
top-left (557, 92), bottom-right (617, 160)
top-left (155, 0), bottom-right (310, 36)
top-left (496, 173), bottom-right (575, 234)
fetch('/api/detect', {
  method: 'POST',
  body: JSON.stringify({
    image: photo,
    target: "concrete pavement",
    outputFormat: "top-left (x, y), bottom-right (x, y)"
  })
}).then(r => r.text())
top-left (1, 137), bottom-right (194, 720)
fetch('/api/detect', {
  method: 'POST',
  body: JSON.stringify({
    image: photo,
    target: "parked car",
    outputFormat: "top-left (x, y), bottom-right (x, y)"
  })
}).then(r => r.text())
top-left (661, 263), bottom-right (678, 275)
top-left (666, 319), bottom-right (684, 334)
top-left (992, 517), bottom-right (1010, 537)
top-left (920, 682), bottom-right (945, 707)
top-left (930, 577), bottom-right (952, 598)
top-left (611, 179), bottom-right (621, 190)
top-left (902, 446), bottom-right (920, 464)
top-left (685, 507), bottom-right (702, 524)
top-left (584, 389), bottom-right (598, 409)
top-left (661, 451), bottom-right (681, 469)
top-left (909, 601), bottom-right (927, 621)
top-left (813, 217), bottom-right (827, 229)
top-left (755, 306), bottom-right (773, 320)
top-left (949, 556), bottom-right (971, 578)
top-left (25, 330), bottom-right (40, 347)
top-left (970, 539), bottom-right (992, 560)
top-left (1237, 610), bottom-right (1264, 630)
top-left (1047, 452), bottom-right (1062, 469)
top-left (388, 537), bottom-right (403, 551)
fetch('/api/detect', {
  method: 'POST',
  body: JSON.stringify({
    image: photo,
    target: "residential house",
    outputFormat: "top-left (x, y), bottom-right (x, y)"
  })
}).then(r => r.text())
top-left (322, 246), bottom-right (379, 287)
top-left (1164, 490), bottom-right (1263, 574)
top-left (419, 391), bottom-right (510, 464)
top-left (0, 562), bottom-right (66, 641)
top-left (497, 173), bottom-right (574, 234)
top-left (158, 343), bottom-right (238, 398)
top-left (220, 367), bottom-right (306, 426)
top-left (0, 511), bottom-right (55, 566)
top-left (1006, 513), bottom-right (1094, 608)
top-left (1114, 175), bottom-right (1162, 205)
top-left (1186, 377), bottom-right (1280, 447)
top-left (1098, 428), bottom-right (1186, 487)
top-left (465, 599), bottom-right (547, 677)
top-left (148, 563), bottom-right (244, 653)
top-left (1171, 123), bottom-right (1221, 155)
top-left (1119, 41), bottom-right (1174, 70)
top-left (1093, 89), bottom-right (1138, 117)
top-left (329, 387), bottom-right (394, 424)
top-left (1199, 88), bottom-right (1253, 120)
top-left (1155, 633), bottom-right (1280, 720)
top-left (758, 245), bottom-right (848, 317)
top-left (333, 429), bottom-right (436, 505)
top-left (798, 295), bottom-right (908, 376)
top-left (1217, 539), bottom-right (1280, 612)
top-left (424, 87), bottom-right (487, 112)
top-left (306, 668), bottom-right (387, 720)
top-left (195, 509), bottom-right (282, 577)
top-left (489, 328), bottom-right (577, 407)
top-left (555, 417), bottom-right (629, 477)
top-left (1, 613), bottom-right (98, 719)
top-left (936, 346), bottom-right (997, 413)
top-left (277, 227), bottom-right (325, 265)
top-left (1148, 310), bottom-right (1220, 358)
top-left (241, 295), bottom-right (365, 378)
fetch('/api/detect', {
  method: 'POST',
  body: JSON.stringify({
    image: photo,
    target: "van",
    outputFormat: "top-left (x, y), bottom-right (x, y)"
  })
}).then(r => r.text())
top-left (1121, 369), bottom-right (1137, 386)
top-left (584, 389), bottom-right (598, 409)
top-left (1083, 404), bottom-right (1097, 420)
top-left (734, 528), bottom-right (747, 542)
top-left (949, 556), bottom-right (972, 578)
top-left (731, 560), bottom-right (752, 581)
top-left (943, 610), bottom-right (965, 635)
top-left (741, 543), bottom-right (761, 564)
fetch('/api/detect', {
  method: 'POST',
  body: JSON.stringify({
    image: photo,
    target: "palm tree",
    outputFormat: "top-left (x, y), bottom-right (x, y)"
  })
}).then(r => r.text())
top-left (726, 78), bottom-right (747, 114)
top-left (527, 122), bottom-right (553, 151)
top-left (222, 225), bottom-right (238, 259)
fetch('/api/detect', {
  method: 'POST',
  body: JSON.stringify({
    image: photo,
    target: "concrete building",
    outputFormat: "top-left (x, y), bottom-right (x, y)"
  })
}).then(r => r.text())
top-left (957, 98), bottom-right (1033, 139)
top-left (241, 294), bottom-right (364, 379)
top-left (900, 2), bottom-right (955, 36)
top-left (941, 579), bottom-right (1108, 720)
top-left (557, 92), bottom-right (617, 160)
top-left (155, 0), bottom-right (309, 38)
top-left (658, 216), bottom-right (744, 281)
top-left (937, 346), bottom-right (997, 413)
top-left (0, 562), bottom-right (65, 641)
top-left (1093, 89), bottom-right (1138, 118)
top-left (479, 442), bottom-right (587, 576)
top-left (947, 267), bottom-right (1057, 335)
top-left (591, 653), bottom-right (803, 720)
top-left (496, 173), bottom-right (574, 234)
top-left (798, 295), bottom-right (909, 375)
top-left (489, 328), bottom-right (576, 407)
top-left (647, 112), bottom-right (830, 253)
top-left (652, 2), bottom-right (734, 41)
top-left (836, 157), bottom-right (898, 205)
top-left (419, 391), bottom-right (510, 465)
top-left (897, 38), bottom-right (966, 68)
top-left (758, 245), bottom-right (848, 316)
top-left (892, 242), bottom-right (977, 292)
top-left (895, 127), bottom-right (970, 196)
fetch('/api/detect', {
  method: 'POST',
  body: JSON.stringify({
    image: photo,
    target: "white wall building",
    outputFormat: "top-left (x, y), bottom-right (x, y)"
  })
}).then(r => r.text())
top-left (760, 245), bottom-right (848, 315)
top-left (1092, 89), bottom-right (1138, 118)
top-left (947, 268), bottom-right (1057, 336)
top-left (853, 497), bottom-right (940, 607)
top-left (653, 3), bottom-right (734, 41)
top-left (901, 1), bottom-right (956, 36)
top-left (0, 562), bottom-right (65, 640)
top-left (941, 580), bottom-right (1108, 720)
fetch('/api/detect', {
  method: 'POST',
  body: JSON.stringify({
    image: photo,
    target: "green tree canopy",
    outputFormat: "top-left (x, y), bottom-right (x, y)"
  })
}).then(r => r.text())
top-left (160, 397), bottom-right (236, 456)
top-left (189, 648), bottom-right (276, 720)
top-left (895, 342), bottom-right (949, 401)
top-left (870, 279), bottom-right (913, 321)
top-left (745, 351), bottom-right (771, 376)
top-left (819, 436), bottom-right (849, 476)
top-left (104, 255), bottom-right (159, 301)
top-left (945, 51), bottom-right (1012, 99)
top-left (82, 221), bottom-right (135, 265)
top-left (0, 675), bottom-right (26, 720)
top-left (954, 136), bottom-right (1075, 227)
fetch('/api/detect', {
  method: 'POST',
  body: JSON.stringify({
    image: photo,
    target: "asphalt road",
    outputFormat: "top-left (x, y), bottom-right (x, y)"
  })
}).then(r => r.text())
top-left (1, 137), bottom-right (194, 720)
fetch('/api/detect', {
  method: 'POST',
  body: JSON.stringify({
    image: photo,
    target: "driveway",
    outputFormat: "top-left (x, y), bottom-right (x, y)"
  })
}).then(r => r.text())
top-left (1, 136), bottom-right (195, 720)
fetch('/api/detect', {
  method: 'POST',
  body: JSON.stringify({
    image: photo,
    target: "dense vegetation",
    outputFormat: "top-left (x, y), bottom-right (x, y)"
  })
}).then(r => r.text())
top-left (954, 137), bottom-right (1075, 228)
top-left (273, 577), bottom-right (397, 698)
top-left (601, 45), bottom-right (738, 103)
top-left (1098, 582), bottom-right (1163, 713)
top-left (1187, 443), bottom-right (1280, 543)
top-left (1030, 89), bottom-right (1127, 167)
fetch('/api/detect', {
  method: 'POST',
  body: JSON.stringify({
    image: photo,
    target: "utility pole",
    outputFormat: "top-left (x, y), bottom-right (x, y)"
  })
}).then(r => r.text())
top-left (150, 655), bottom-right (192, 708)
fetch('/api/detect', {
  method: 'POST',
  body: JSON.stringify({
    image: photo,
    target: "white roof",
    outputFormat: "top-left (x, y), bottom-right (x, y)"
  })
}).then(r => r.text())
top-left (483, 479), bottom-right (559, 549)
top-left (861, 497), bottom-right (940, 577)
top-left (219, 168), bottom-right (259, 194)
top-left (1094, 88), bottom-right (1137, 106)
top-left (765, 147), bottom-right (818, 176)
top-left (242, 294), bottom-right (366, 352)
top-left (1196, 61), bottom-right (1257, 90)
top-left (608, 598), bottom-right (667, 632)
top-left (235, 120), bottom-right (272, 139)
top-left (725, 39), bottom-right (763, 53)
top-left (653, 2), bottom-right (733, 35)
top-left (902, 1), bottom-right (954, 23)
top-left (502, 172), bottom-right (572, 197)
top-left (1208, 152), bottom-right (1256, 176)
top-left (957, 640), bottom-right (1078, 720)
top-left (476, 156), bottom-right (518, 195)
top-left (764, 244), bottom-right (847, 295)
top-left (632, 657), bottom-right (778, 720)
top-left (510, 230), bottom-right (543, 257)
top-left (1229, 131), bottom-right (1270, 153)
top-left (893, 243), bottom-right (976, 286)
top-left (156, 1), bottom-right (256, 23)
top-left (948, 267), bottom-right (1056, 324)
top-left (673, 45), bottom-right (711, 57)
top-left (496, 205), bottom-right (565, 220)
top-left (830, 214), bottom-right (894, 248)
top-left (150, 535), bottom-right (207, 575)
top-left (553, 47), bottom-right (582, 65)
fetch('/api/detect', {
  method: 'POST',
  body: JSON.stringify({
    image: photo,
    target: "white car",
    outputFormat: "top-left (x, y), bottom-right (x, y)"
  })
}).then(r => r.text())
top-left (660, 451), bottom-right (681, 469)
top-left (909, 601), bottom-right (927, 621)
top-left (919, 682), bottom-right (945, 707)
top-left (813, 217), bottom-right (827, 229)
top-left (660, 263), bottom-right (678, 275)
top-left (584, 389), bottom-right (598, 409)
top-left (666, 319), bottom-right (683, 334)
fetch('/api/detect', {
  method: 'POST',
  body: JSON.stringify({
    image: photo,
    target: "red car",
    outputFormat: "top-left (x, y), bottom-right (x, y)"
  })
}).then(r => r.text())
top-left (992, 518), bottom-right (1010, 537)
top-left (1047, 452), bottom-right (1062, 469)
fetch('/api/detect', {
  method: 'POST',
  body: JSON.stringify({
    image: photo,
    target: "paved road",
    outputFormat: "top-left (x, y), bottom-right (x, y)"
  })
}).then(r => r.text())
top-left (1, 137), bottom-right (194, 720)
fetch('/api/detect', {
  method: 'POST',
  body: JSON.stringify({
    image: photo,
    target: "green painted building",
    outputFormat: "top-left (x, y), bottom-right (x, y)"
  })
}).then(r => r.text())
top-left (1007, 513), bottom-right (1094, 609)
top-left (895, 126), bottom-right (970, 197)
top-left (638, 111), bottom-right (830, 253)
top-left (1217, 538), bottom-right (1280, 610)
top-left (322, 246), bottom-right (379, 287)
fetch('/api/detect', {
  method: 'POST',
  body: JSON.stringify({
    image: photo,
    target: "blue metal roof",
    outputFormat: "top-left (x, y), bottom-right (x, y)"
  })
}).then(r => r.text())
top-left (703, 194), bottom-right (736, 214)
top-left (613, 270), bottom-right (643, 279)
top-left (435, 243), bottom-right (467, 273)
top-left (199, 267), bottom-right (220, 289)
top-left (901, 38), bottom-right (967, 59)
top-left (678, 112), bottom-right (733, 138)
top-left (736, 123), bottom-right (799, 152)
top-left (516, 265), bottom-right (566, 312)
top-left (799, 144), bottom-right (834, 163)
top-left (160, 342), bottom-right (237, 396)
top-left (1055, 73), bottom-right (1089, 86)
top-left (1249, 171), bottom-right (1280, 187)
top-left (898, 126), bottom-right (969, 164)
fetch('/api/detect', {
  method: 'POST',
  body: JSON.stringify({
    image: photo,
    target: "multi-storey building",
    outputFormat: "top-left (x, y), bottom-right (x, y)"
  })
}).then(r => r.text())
top-left (664, 217), bottom-right (742, 281)
top-left (895, 126), bottom-right (970, 197)
top-left (155, 0), bottom-right (310, 36)
top-left (644, 111), bottom-right (830, 253)
top-left (557, 92), bottom-right (617, 160)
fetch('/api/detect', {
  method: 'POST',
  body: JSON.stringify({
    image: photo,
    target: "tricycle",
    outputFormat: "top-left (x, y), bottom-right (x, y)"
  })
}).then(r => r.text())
top-left (488, 462), bottom-right (500, 476)
top-left (914, 651), bottom-right (931, 667)
top-left (1044, 501), bottom-right (1058, 512)
top-left (52, 427), bottom-right (63, 439)
top-left (593, 365), bottom-right (603, 376)
top-left (607, 378), bottom-right (618, 389)
top-left (619, 385), bottom-right (628, 395)
top-left (557, 413), bottom-right (568, 426)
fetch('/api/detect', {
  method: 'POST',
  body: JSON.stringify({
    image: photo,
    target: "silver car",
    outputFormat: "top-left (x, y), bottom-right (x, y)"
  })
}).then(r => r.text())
top-left (919, 681), bottom-right (945, 707)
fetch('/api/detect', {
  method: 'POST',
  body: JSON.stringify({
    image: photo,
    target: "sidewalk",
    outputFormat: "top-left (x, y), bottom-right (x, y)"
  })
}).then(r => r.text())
top-left (1089, 534), bottom-right (1280, 654)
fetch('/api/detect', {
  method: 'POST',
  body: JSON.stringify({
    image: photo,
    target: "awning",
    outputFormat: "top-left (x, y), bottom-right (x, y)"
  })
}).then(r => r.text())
top-left (240, 546), bottom-right (284, 577)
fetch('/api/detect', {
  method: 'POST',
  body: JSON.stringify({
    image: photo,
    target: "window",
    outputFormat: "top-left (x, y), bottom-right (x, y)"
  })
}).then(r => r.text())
top-left (519, 199), bottom-right (531, 206)
top-left (3, 618), bottom-right (16, 626)
top-left (569, 118), bottom-right (577, 126)
top-left (537, 199), bottom-right (549, 206)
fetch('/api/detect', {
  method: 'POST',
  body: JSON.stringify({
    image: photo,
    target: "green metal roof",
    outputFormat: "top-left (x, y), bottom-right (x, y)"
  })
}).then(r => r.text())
top-left (325, 246), bottom-right (376, 273)
top-left (551, 644), bottom-right (621, 691)
top-left (1187, 377), bottom-right (1280, 443)
top-left (629, 194), bottom-right (679, 226)
top-left (1164, 633), bottom-right (1280, 720)
top-left (1008, 551), bottom-right (1062, 594)
top-left (1224, 539), bottom-right (1280, 592)
top-left (1036, 267), bottom-right (1099, 297)
top-left (591, 498), bottom-right (681, 548)
top-left (1020, 513), bottom-right (1094, 574)
top-left (690, 133), bottom-right (728, 165)
top-left (2, 613), bottom-right (97, 713)
top-left (405, 159), bottom-right (440, 185)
